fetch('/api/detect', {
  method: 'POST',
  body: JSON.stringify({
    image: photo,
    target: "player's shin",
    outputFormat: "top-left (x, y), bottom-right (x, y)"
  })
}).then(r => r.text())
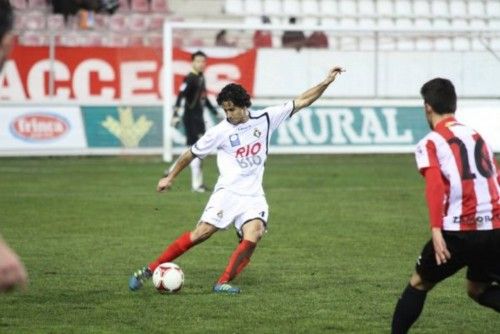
top-left (217, 240), bottom-right (256, 284)
top-left (148, 232), bottom-right (194, 272)
top-left (391, 284), bottom-right (428, 334)
top-left (477, 285), bottom-right (500, 312)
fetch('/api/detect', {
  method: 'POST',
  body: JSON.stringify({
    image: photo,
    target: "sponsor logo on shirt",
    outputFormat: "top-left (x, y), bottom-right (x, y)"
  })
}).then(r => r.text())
top-left (235, 142), bottom-right (262, 158)
top-left (453, 213), bottom-right (500, 225)
top-left (217, 210), bottom-right (224, 219)
top-left (229, 134), bottom-right (240, 147)
top-left (237, 125), bottom-right (251, 131)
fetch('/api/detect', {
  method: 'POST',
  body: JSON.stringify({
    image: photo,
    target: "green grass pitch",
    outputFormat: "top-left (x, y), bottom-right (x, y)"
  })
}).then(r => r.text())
top-left (0, 155), bottom-right (498, 333)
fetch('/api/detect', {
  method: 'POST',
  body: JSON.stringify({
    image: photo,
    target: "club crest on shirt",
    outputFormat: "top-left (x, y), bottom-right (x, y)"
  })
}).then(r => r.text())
top-left (253, 128), bottom-right (261, 138)
top-left (229, 134), bottom-right (240, 147)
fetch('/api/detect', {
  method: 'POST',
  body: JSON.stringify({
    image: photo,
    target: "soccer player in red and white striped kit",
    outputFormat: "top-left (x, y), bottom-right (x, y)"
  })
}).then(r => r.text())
top-left (392, 78), bottom-right (500, 333)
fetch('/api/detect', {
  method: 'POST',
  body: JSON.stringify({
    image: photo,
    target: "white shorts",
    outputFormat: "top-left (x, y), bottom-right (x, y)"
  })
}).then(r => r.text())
top-left (199, 189), bottom-right (269, 235)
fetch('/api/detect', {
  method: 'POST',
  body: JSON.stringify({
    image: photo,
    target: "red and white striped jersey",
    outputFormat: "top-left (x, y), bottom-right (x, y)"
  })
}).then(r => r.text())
top-left (415, 117), bottom-right (500, 231)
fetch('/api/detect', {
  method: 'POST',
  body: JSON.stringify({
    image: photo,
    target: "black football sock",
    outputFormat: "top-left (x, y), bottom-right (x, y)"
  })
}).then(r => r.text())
top-left (477, 285), bottom-right (500, 312)
top-left (391, 284), bottom-right (428, 334)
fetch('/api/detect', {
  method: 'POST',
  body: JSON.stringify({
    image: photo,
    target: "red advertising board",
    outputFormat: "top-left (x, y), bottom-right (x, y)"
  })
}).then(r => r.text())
top-left (0, 46), bottom-right (256, 101)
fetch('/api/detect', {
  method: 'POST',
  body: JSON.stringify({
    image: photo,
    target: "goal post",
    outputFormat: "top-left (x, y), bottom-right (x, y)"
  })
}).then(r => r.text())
top-left (162, 21), bottom-right (498, 162)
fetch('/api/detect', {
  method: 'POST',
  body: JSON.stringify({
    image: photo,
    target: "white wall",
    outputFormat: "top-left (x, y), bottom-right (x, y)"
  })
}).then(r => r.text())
top-left (254, 49), bottom-right (500, 98)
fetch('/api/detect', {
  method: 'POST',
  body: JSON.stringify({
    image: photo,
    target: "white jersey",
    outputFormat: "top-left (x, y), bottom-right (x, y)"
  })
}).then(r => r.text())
top-left (415, 117), bottom-right (500, 231)
top-left (191, 101), bottom-right (294, 196)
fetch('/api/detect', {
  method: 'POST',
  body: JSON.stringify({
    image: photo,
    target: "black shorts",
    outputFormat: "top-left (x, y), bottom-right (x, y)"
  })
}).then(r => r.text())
top-left (415, 229), bottom-right (500, 283)
top-left (183, 117), bottom-right (206, 145)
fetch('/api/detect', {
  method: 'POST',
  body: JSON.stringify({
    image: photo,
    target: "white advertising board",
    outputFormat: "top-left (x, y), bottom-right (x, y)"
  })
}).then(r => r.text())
top-left (0, 106), bottom-right (86, 155)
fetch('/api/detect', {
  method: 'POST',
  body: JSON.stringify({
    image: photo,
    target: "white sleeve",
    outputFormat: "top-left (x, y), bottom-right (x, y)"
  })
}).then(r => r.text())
top-left (415, 136), bottom-right (439, 173)
top-left (415, 140), bottom-right (430, 171)
top-left (262, 101), bottom-right (294, 132)
top-left (191, 126), bottom-right (222, 159)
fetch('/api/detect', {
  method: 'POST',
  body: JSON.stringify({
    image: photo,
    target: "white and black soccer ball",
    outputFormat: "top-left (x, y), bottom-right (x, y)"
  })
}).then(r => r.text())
top-left (152, 262), bottom-right (184, 293)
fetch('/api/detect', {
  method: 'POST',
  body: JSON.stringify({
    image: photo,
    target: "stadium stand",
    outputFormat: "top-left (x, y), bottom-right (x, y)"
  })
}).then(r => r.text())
top-left (9, 0), bottom-right (500, 50)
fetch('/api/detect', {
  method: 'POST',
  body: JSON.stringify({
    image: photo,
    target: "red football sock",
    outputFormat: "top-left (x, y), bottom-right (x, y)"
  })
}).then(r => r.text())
top-left (148, 232), bottom-right (194, 272)
top-left (217, 240), bottom-right (256, 284)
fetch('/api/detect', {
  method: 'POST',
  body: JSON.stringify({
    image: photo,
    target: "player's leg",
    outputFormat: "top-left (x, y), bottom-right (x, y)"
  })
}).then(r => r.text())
top-left (148, 222), bottom-right (218, 271)
top-left (217, 219), bottom-right (264, 282)
top-left (392, 236), bottom-right (463, 334)
top-left (467, 280), bottom-right (500, 312)
top-left (465, 230), bottom-right (500, 312)
top-left (190, 158), bottom-right (204, 192)
top-left (392, 272), bottom-right (435, 334)
top-left (215, 196), bottom-right (268, 293)
top-left (186, 118), bottom-right (207, 192)
top-left (129, 222), bottom-right (218, 291)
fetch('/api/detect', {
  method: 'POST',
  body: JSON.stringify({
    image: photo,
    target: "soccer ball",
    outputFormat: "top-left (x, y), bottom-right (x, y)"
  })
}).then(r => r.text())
top-left (152, 262), bottom-right (184, 293)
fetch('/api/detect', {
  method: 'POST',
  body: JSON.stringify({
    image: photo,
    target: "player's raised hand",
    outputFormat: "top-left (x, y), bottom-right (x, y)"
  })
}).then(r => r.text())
top-left (431, 228), bottom-right (451, 265)
top-left (325, 66), bottom-right (345, 84)
top-left (157, 176), bottom-right (174, 192)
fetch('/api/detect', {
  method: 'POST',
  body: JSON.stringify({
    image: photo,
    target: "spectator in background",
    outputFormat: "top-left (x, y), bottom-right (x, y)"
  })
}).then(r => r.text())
top-left (306, 30), bottom-right (329, 48)
top-left (215, 29), bottom-right (237, 47)
top-left (0, 0), bottom-right (28, 293)
top-left (282, 17), bottom-right (306, 51)
top-left (253, 15), bottom-right (272, 48)
top-left (0, 0), bottom-right (15, 72)
top-left (52, 0), bottom-right (119, 25)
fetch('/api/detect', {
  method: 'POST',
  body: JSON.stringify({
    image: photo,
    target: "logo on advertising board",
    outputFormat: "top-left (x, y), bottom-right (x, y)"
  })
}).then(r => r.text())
top-left (270, 107), bottom-right (427, 148)
top-left (101, 106), bottom-right (153, 148)
top-left (10, 113), bottom-right (70, 142)
top-left (82, 106), bottom-right (162, 148)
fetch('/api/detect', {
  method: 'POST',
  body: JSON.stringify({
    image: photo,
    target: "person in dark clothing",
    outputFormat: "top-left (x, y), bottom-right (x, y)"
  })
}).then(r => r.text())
top-left (282, 17), bottom-right (306, 51)
top-left (169, 50), bottom-right (219, 192)
top-left (51, 0), bottom-right (118, 21)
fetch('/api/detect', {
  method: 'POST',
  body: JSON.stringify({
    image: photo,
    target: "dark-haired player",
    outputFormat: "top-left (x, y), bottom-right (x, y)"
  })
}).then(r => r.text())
top-left (392, 78), bottom-right (500, 333)
top-left (129, 66), bottom-right (345, 293)
top-left (168, 50), bottom-right (219, 193)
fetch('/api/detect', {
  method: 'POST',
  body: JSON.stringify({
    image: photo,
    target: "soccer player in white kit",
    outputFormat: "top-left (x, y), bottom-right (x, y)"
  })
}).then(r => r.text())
top-left (391, 78), bottom-right (500, 333)
top-left (129, 66), bottom-right (345, 293)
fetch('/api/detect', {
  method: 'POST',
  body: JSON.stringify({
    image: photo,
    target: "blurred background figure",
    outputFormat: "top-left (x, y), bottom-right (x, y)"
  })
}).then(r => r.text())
top-left (168, 50), bottom-right (219, 193)
top-left (215, 29), bottom-right (236, 47)
top-left (306, 30), bottom-right (328, 48)
top-left (0, 0), bottom-right (15, 71)
top-left (0, 0), bottom-right (28, 293)
top-left (52, 0), bottom-right (120, 28)
top-left (281, 17), bottom-right (305, 50)
top-left (253, 15), bottom-right (272, 48)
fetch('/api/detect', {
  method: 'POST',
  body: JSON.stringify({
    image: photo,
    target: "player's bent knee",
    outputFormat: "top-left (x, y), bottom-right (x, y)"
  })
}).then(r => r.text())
top-left (242, 220), bottom-right (265, 242)
top-left (410, 272), bottom-right (435, 291)
top-left (191, 222), bottom-right (217, 243)
top-left (466, 281), bottom-right (487, 301)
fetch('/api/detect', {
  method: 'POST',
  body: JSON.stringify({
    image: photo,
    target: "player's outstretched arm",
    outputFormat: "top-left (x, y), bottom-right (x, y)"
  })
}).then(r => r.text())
top-left (292, 66), bottom-right (345, 115)
top-left (157, 149), bottom-right (196, 192)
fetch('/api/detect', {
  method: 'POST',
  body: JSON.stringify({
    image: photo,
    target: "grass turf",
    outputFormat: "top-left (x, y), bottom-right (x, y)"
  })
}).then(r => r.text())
top-left (0, 154), bottom-right (498, 333)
